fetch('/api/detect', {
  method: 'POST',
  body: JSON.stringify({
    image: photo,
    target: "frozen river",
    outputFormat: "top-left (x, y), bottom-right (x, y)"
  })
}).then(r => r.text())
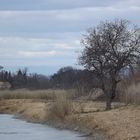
top-left (0, 114), bottom-right (86, 140)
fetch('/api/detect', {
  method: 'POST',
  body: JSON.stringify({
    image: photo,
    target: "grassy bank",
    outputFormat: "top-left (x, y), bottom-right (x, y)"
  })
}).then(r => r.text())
top-left (0, 90), bottom-right (140, 140)
top-left (0, 90), bottom-right (139, 140)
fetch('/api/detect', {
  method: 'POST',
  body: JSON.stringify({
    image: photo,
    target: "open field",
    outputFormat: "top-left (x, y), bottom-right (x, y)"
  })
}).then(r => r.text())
top-left (0, 89), bottom-right (139, 140)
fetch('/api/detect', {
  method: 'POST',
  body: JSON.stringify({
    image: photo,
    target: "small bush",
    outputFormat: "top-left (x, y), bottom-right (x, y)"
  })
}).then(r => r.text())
top-left (48, 93), bottom-right (73, 120)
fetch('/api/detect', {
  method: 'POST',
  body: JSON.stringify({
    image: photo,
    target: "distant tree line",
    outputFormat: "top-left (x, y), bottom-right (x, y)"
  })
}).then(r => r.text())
top-left (0, 67), bottom-right (99, 90)
top-left (0, 68), bottom-right (48, 89)
top-left (50, 66), bottom-right (99, 90)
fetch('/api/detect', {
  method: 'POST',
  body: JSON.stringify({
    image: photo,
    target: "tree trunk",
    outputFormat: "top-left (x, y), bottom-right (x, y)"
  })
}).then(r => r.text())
top-left (111, 81), bottom-right (117, 100)
top-left (105, 79), bottom-right (117, 110)
top-left (106, 95), bottom-right (112, 110)
top-left (104, 88), bottom-right (112, 110)
top-left (102, 74), bottom-right (118, 110)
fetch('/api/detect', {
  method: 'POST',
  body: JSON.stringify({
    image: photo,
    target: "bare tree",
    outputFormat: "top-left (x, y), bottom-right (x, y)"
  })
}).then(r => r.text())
top-left (79, 19), bottom-right (140, 110)
top-left (0, 66), bottom-right (3, 70)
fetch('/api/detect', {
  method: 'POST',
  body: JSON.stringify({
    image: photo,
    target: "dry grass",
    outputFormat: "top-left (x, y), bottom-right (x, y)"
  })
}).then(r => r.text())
top-left (48, 93), bottom-right (73, 120)
top-left (0, 89), bottom-right (74, 121)
top-left (124, 83), bottom-right (140, 104)
top-left (0, 89), bottom-right (67, 100)
top-left (66, 104), bottom-right (140, 140)
top-left (0, 99), bottom-right (139, 140)
top-left (0, 99), bottom-right (48, 122)
top-left (117, 81), bottom-right (140, 104)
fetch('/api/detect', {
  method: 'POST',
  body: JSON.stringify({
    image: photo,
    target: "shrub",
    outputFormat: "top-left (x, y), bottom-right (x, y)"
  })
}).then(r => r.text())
top-left (48, 93), bottom-right (73, 120)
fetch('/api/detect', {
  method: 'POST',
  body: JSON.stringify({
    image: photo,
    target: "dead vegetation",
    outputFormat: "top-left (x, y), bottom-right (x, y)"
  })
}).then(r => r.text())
top-left (117, 80), bottom-right (140, 105)
top-left (124, 83), bottom-right (140, 104)
top-left (0, 80), bottom-right (140, 140)
top-left (0, 98), bottom-right (139, 140)
top-left (48, 93), bottom-right (73, 120)
top-left (0, 89), bottom-right (67, 100)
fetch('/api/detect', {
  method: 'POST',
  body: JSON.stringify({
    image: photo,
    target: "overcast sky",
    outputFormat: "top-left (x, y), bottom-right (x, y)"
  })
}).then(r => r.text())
top-left (0, 0), bottom-right (140, 75)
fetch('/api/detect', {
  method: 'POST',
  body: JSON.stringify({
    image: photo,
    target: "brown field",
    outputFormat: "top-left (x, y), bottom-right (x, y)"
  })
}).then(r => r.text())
top-left (0, 89), bottom-right (68, 100)
top-left (0, 89), bottom-right (139, 140)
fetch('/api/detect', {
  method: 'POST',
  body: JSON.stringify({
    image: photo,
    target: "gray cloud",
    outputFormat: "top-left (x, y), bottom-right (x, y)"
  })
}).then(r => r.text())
top-left (0, 37), bottom-right (80, 67)
top-left (0, 5), bottom-right (139, 35)
top-left (0, 0), bottom-right (139, 74)
top-left (0, 0), bottom-right (114, 10)
top-left (0, 0), bottom-right (139, 10)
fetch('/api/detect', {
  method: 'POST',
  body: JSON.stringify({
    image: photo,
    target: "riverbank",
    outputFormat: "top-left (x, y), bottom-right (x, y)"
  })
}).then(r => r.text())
top-left (0, 99), bottom-right (140, 140)
top-left (0, 99), bottom-right (106, 140)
